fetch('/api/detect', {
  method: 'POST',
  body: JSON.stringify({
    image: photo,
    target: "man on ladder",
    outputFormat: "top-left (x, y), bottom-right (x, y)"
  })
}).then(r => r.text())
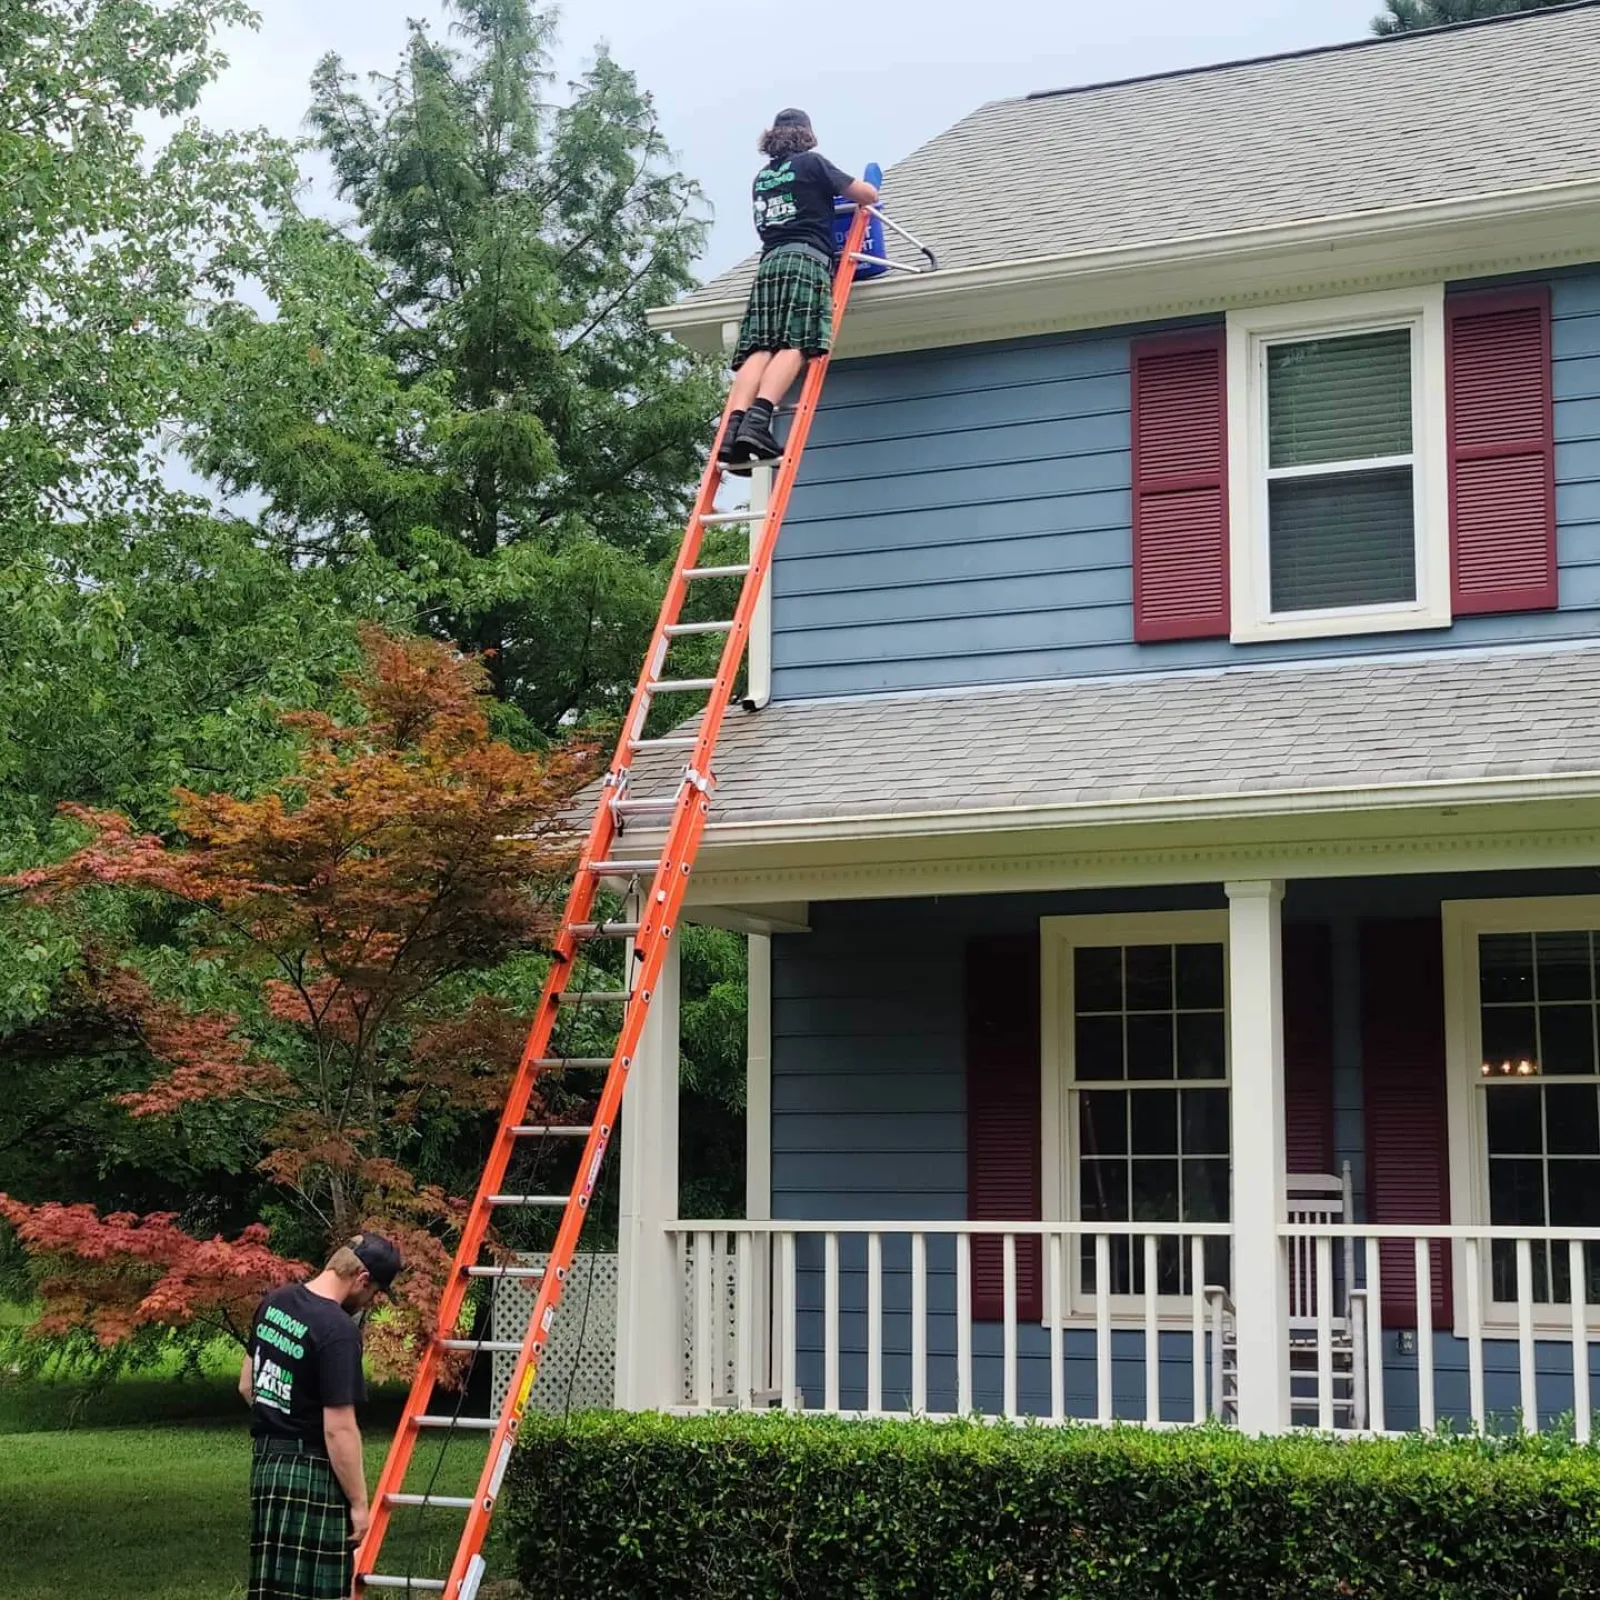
top-left (719, 109), bottom-right (878, 470)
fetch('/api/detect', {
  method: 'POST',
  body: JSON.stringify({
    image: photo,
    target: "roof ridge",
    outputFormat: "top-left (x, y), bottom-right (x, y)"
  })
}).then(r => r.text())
top-left (1023, 0), bottom-right (1600, 105)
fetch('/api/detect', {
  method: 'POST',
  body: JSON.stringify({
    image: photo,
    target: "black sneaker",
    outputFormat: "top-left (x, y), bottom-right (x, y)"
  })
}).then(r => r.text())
top-left (716, 411), bottom-right (747, 470)
top-left (734, 409), bottom-right (783, 464)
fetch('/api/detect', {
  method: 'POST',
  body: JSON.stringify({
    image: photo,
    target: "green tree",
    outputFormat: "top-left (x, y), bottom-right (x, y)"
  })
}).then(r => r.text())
top-left (185, 0), bottom-right (723, 740)
top-left (1372, 0), bottom-right (1573, 33)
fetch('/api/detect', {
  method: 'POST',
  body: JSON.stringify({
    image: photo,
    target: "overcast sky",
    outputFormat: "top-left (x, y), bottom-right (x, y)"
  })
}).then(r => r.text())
top-left (197, 0), bottom-right (1385, 279)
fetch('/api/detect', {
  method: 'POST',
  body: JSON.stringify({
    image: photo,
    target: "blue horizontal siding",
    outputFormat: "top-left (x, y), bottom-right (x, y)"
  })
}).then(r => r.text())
top-left (771, 268), bottom-right (1600, 700)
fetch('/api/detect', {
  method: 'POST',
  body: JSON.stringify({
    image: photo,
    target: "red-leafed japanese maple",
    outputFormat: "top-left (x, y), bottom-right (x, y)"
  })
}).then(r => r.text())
top-left (0, 629), bottom-right (591, 1373)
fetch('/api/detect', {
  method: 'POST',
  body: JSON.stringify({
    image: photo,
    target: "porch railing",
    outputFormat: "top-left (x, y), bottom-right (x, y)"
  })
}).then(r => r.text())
top-left (1274, 1223), bottom-right (1600, 1440)
top-left (665, 1220), bottom-right (1231, 1427)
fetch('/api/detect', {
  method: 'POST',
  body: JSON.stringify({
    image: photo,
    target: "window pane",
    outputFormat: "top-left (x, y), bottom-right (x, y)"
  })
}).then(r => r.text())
top-left (1537, 931), bottom-right (1592, 1002)
top-left (1177, 1012), bottom-right (1226, 1080)
top-left (1482, 1005), bottom-right (1538, 1072)
top-left (1267, 329), bottom-right (1412, 468)
top-left (1481, 934), bottom-right (1534, 1004)
top-left (1176, 943), bottom-right (1225, 1009)
top-left (1488, 1157), bottom-right (1546, 1227)
top-left (1485, 1085), bottom-right (1543, 1155)
top-left (1130, 1091), bottom-right (1178, 1156)
top-left (1268, 467), bottom-right (1416, 613)
top-left (1079, 1091), bottom-right (1128, 1157)
top-left (1126, 1014), bottom-right (1175, 1081)
top-left (1075, 946), bottom-right (1122, 1013)
top-left (1080, 1159), bottom-right (1128, 1222)
top-left (1131, 1159), bottom-right (1181, 1221)
top-left (1125, 946), bottom-right (1173, 1011)
top-left (1545, 1085), bottom-right (1600, 1157)
top-left (1549, 1160), bottom-right (1600, 1228)
top-left (1076, 1014), bottom-right (1124, 1080)
top-left (1539, 1004), bottom-right (1596, 1077)
top-left (1184, 1157), bottom-right (1231, 1223)
top-left (1182, 1088), bottom-right (1230, 1156)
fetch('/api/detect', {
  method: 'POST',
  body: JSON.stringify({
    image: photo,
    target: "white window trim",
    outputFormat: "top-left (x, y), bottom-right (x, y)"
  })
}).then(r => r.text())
top-left (1040, 909), bottom-right (1231, 1328)
top-left (1442, 895), bottom-right (1600, 1335)
top-left (1226, 286), bottom-right (1451, 644)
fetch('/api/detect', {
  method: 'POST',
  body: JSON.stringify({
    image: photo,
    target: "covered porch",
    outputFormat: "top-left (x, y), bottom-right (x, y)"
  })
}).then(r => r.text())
top-left (606, 648), bottom-right (1600, 1437)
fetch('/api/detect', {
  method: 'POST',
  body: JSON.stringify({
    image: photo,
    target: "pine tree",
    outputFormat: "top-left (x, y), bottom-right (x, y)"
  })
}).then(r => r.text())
top-left (1373, 0), bottom-right (1573, 35)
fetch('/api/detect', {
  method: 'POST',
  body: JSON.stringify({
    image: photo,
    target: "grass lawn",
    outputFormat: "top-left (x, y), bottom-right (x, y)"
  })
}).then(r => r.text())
top-left (0, 1365), bottom-right (507, 1599)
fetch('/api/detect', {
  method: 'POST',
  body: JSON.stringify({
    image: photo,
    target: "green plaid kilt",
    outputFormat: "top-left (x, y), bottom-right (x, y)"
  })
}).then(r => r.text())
top-left (732, 248), bottom-right (834, 369)
top-left (249, 1446), bottom-right (353, 1600)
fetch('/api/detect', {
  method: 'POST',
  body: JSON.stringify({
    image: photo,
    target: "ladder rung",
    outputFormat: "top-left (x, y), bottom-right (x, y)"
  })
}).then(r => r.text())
top-left (532, 1056), bottom-right (612, 1069)
top-left (510, 1124), bottom-right (593, 1138)
top-left (558, 990), bottom-right (631, 1004)
top-left (569, 920), bottom-right (643, 938)
top-left (385, 1493), bottom-right (476, 1510)
top-left (364, 1578), bottom-right (447, 1592)
top-left (439, 1338), bottom-right (524, 1353)
top-left (647, 678), bottom-right (716, 693)
top-left (663, 620), bottom-right (734, 636)
top-left (464, 1264), bottom-right (547, 1279)
top-left (684, 563), bottom-right (751, 579)
top-left (415, 1415), bottom-right (497, 1430)
top-left (586, 859), bottom-right (661, 874)
top-left (486, 1194), bottom-right (569, 1208)
top-left (611, 796), bottom-right (677, 814)
top-left (629, 736), bottom-right (698, 752)
top-left (697, 507), bottom-right (767, 526)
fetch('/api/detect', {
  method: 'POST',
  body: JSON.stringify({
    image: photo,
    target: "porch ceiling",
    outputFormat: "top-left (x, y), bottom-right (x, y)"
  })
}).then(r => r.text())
top-left (650, 644), bottom-right (1600, 844)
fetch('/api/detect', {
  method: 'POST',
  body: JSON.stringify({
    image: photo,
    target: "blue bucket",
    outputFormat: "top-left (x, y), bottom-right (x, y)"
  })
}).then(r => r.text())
top-left (833, 161), bottom-right (887, 280)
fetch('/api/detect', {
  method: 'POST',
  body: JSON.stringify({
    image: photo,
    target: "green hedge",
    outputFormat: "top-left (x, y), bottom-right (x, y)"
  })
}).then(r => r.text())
top-left (503, 1412), bottom-right (1600, 1598)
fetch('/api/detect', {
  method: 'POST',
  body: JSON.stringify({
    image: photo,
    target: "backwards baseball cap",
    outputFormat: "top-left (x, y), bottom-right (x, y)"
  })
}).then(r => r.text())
top-left (349, 1232), bottom-right (403, 1292)
top-left (773, 108), bottom-right (813, 131)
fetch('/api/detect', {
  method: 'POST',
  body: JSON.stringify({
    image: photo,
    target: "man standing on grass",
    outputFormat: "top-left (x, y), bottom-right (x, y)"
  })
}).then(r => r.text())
top-left (240, 1233), bottom-right (402, 1600)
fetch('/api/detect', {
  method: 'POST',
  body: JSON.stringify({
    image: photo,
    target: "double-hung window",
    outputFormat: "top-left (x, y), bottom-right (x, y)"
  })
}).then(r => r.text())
top-left (1228, 288), bottom-right (1450, 643)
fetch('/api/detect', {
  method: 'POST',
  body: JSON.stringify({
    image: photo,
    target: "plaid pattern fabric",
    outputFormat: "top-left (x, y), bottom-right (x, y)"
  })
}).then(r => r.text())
top-left (249, 1447), bottom-right (353, 1600)
top-left (732, 248), bottom-right (833, 368)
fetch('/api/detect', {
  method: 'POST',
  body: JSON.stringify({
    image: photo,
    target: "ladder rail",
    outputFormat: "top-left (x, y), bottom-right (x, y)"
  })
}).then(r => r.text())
top-left (355, 204), bottom-right (874, 1600)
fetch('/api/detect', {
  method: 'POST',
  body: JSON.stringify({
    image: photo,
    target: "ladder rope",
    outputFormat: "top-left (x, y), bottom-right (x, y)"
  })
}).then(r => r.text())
top-left (354, 204), bottom-right (877, 1600)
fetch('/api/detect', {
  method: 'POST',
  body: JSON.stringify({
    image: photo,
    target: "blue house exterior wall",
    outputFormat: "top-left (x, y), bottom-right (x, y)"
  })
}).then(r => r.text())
top-left (772, 269), bottom-right (1600, 700)
top-left (771, 871), bottom-right (1600, 1427)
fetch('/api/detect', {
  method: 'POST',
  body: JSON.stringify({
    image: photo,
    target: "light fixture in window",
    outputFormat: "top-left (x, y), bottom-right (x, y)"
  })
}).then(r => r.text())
top-left (1481, 1059), bottom-right (1540, 1076)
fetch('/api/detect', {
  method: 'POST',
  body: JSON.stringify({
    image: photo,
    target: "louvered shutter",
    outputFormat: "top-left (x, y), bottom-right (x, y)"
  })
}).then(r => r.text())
top-left (1284, 924), bottom-right (1335, 1176)
top-left (1131, 329), bottom-right (1230, 641)
top-left (966, 933), bottom-right (1042, 1321)
top-left (1446, 287), bottom-right (1557, 615)
top-left (1362, 918), bottom-right (1452, 1328)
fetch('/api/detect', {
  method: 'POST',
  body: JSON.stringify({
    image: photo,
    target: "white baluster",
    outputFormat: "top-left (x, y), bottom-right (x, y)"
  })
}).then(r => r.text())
top-left (1317, 1236), bottom-right (1334, 1431)
top-left (1190, 1236), bottom-right (1206, 1425)
top-left (1210, 1286), bottom-right (1224, 1421)
top-left (1049, 1231), bottom-right (1065, 1425)
top-left (781, 1231), bottom-right (798, 1411)
top-left (912, 1232), bottom-right (928, 1416)
top-left (1364, 1241), bottom-right (1385, 1435)
top-left (735, 1231), bottom-right (753, 1409)
top-left (1517, 1237), bottom-right (1537, 1433)
top-left (957, 1232), bottom-right (973, 1418)
top-left (1571, 1239), bottom-right (1591, 1446)
top-left (824, 1232), bottom-right (840, 1413)
top-left (867, 1232), bottom-right (883, 1417)
top-left (1096, 1233), bottom-right (1113, 1425)
top-left (1465, 1236), bottom-right (1485, 1432)
top-left (1144, 1235), bottom-right (1160, 1426)
top-left (1003, 1234), bottom-right (1018, 1420)
top-left (1414, 1239), bottom-right (1434, 1434)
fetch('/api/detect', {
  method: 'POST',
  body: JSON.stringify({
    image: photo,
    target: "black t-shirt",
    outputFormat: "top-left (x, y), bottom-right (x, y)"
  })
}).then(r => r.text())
top-left (248, 1282), bottom-right (366, 1450)
top-left (752, 151), bottom-right (856, 260)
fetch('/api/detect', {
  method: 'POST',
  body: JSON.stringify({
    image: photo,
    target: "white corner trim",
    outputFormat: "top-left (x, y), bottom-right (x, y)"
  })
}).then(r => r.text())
top-left (746, 932), bottom-right (772, 1222)
top-left (1040, 909), bottom-right (1230, 1326)
top-left (743, 464), bottom-right (773, 711)
top-left (1226, 285), bottom-right (1451, 645)
top-left (1442, 894), bottom-right (1600, 1337)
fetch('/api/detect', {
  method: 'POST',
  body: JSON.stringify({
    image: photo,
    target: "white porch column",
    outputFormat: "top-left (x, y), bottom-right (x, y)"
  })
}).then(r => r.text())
top-left (1226, 879), bottom-right (1290, 1434)
top-left (613, 934), bottom-right (681, 1410)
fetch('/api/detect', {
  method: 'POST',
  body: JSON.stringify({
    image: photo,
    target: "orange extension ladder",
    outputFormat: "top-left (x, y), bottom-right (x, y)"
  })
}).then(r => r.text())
top-left (354, 201), bottom-right (936, 1597)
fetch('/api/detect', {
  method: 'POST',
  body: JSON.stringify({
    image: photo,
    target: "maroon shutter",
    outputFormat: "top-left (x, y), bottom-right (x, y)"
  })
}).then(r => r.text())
top-left (966, 933), bottom-right (1042, 1321)
top-left (1447, 286), bottom-right (1557, 615)
top-left (1284, 924), bottom-right (1335, 1176)
top-left (1131, 329), bottom-right (1230, 642)
top-left (1362, 918), bottom-right (1451, 1328)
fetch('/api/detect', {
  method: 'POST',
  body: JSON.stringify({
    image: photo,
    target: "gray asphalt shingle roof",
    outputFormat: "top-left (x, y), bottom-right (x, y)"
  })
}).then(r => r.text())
top-left (679, 4), bottom-right (1600, 315)
top-left (625, 646), bottom-right (1600, 832)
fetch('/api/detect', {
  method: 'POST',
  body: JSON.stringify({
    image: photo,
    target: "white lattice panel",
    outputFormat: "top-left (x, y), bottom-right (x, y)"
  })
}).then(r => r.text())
top-left (491, 1253), bottom-right (617, 1414)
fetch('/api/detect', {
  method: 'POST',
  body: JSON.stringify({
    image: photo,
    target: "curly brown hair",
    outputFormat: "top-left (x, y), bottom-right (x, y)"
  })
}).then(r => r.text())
top-left (759, 123), bottom-right (817, 159)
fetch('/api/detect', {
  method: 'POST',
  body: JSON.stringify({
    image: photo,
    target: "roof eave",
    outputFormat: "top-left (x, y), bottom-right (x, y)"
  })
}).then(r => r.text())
top-left (651, 176), bottom-right (1600, 358)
